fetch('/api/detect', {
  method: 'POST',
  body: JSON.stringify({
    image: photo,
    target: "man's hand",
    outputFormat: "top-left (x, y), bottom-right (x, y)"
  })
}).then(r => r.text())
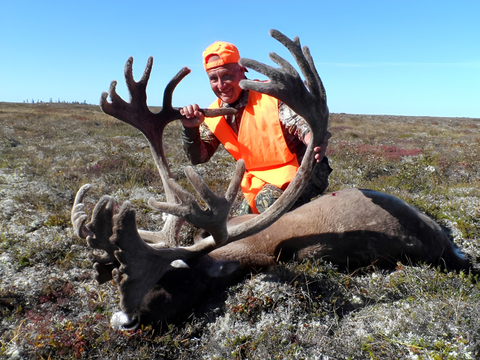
top-left (305, 131), bottom-right (331, 163)
top-left (180, 104), bottom-right (205, 128)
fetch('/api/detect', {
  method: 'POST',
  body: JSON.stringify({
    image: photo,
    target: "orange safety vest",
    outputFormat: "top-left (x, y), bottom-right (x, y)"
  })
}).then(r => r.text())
top-left (204, 91), bottom-right (299, 213)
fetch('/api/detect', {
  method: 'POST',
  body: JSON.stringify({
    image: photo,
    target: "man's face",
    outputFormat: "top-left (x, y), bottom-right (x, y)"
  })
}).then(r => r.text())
top-left (207, 62), bottom-right (245, 104)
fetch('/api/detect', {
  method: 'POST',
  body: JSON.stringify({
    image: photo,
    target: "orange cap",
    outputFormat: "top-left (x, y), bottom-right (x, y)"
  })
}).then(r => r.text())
top-left (202, 41), bottom-right (241, 71)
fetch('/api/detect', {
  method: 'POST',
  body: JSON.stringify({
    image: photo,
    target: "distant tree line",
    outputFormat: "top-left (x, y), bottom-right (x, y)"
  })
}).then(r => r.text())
top-left (23, 98), bottom-right (89, 105)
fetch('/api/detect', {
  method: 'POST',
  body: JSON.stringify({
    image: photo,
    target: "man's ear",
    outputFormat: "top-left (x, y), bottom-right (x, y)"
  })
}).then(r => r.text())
top-left (206, 260), bottom-right (241, 278)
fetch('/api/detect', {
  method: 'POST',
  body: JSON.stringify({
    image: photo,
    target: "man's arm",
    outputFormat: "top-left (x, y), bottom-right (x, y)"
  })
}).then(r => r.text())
top-left (180, 103), bottom-right (221, 165)
top-left (279, 102), bottom-right (310, 143)
top-left (182, 124), bottom-right (220, 165)
top-left (279, 102), bottom-right (330, 163)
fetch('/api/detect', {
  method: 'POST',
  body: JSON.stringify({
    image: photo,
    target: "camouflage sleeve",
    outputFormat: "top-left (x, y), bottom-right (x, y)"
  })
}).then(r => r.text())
top-left (278, 102), bottom-right (310, 144)
top-left (181, 123), bottom-right (221, 165)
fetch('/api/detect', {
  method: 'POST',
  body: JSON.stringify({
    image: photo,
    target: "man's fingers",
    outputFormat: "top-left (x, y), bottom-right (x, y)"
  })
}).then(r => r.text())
top-left (180, 104), bottom-right (201, 119)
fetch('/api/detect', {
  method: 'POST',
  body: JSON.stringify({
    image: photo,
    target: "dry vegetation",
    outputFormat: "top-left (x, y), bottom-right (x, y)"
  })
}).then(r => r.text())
top-left (1, 102), bottom-right (479, 359)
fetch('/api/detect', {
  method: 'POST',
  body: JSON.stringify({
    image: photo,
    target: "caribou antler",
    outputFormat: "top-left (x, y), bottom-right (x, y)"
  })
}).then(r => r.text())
top-left (217, 29), bottom-right (330, 241)
top-left (71, 184), bottom-right (119, 283)
top-left (72, 29), bottom-right (329, 316)
top-left (72, 58), bottom-right (238, 285)
top-left (100, 57), bottom-right (237, 198)
top-left (239, 29), bottom-right (328, 146)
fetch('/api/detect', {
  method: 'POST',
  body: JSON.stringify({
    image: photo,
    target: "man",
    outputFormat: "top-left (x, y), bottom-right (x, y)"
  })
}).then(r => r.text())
top-left (181, 41), bottom-right (332, 214)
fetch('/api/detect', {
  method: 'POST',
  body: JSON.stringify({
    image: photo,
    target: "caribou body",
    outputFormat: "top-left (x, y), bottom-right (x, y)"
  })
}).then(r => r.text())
top-left (111, 186), bottom-right (469, 326)
top-left (71, 30), bottom-right (471, 329)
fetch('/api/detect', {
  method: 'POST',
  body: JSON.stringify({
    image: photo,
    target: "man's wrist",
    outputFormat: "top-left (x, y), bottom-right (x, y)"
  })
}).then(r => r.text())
top-left (182, 125), bottom-right (201, 140)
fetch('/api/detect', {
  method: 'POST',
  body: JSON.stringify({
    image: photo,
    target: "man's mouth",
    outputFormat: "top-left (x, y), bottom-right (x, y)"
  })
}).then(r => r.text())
top-left (221, 89), bottom-right (232, 97)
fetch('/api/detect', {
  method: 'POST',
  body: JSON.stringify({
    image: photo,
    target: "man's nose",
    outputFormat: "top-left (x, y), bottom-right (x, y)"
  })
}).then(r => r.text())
top-left (217, 78), bottom-right (226, 89)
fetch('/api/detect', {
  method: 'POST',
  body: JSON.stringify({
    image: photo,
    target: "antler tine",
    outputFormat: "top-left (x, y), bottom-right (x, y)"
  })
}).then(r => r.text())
top-left (71, 184), bottom-right (95, 239)
top-left (273, 29), bottom-right (329, 140)
top-left (301, 44), bottom-right (325, 93)
top-left (162, 66), bottom-right (191, 113)
top-left (184, 159), bottom-right (244, 208)
top-left (122, 56), bottom-right (147, 106)
top-left (224, 159), bottom-right (245, 203)
top-left (269, 30), bottom-right (319, 98)
top-left (126, 56), bottom-right (152, 101)
top-left (149, 160), bottom-right (245, 245)
top-left (100, 81), bottom-right (126, 125)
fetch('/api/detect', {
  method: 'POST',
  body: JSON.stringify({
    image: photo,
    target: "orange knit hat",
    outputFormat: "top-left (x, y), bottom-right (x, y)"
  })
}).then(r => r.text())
top-left (202, 41), bottom-right (241, 71)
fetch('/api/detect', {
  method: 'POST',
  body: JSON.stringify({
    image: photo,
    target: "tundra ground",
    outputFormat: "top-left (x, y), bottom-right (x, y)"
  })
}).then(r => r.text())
top-left (1, 102), bottom-right (479, 359)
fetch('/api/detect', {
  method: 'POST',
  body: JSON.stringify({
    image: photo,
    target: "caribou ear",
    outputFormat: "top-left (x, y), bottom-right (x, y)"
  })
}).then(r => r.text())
top-left (206, 260), bottom-right (241, 278)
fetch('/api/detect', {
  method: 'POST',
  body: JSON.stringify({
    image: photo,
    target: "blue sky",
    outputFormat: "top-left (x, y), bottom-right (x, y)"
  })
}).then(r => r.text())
top-left (1, 0), bottom-right (479, 118)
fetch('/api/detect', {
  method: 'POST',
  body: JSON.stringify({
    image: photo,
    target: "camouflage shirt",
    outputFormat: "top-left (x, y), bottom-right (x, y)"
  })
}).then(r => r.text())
top-left (182, 89), bottom-right (311, 165)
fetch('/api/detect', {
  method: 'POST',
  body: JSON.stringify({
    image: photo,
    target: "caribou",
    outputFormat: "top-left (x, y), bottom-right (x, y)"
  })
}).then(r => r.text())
top-left (71, 30), bottom-right (472, 329)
